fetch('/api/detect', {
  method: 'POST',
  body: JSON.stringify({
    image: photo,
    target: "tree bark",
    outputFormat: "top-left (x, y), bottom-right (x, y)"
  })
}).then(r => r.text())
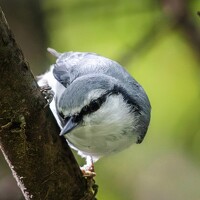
top-left (0, 6), bottom-right (93, 200)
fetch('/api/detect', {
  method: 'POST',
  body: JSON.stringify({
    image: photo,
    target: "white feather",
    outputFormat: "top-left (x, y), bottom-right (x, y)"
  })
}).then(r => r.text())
top-left (64, 94), bottom-right (138, 160)
top-left (38, 70), bottom-right (138, 160)
top-left (37, 51), bottom-right (150, 168)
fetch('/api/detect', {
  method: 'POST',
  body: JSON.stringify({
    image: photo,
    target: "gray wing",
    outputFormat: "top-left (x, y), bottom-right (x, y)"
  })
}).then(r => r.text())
top-left (53, 51), bottom-right (150, 116)
top-left (53, 51), bottom-right (151, 142)
top-left (53, 51), bottom-right (137, 88)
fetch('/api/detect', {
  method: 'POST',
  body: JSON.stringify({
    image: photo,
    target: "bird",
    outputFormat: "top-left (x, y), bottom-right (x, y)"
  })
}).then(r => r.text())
top-left (37, 48), bottom-right (151, 176)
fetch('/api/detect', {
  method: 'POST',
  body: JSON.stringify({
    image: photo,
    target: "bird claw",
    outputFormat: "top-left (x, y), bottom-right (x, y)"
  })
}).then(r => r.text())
top-left (40, 85), bottom-right (55, 107)
top-left (81, 160), bottom-right (96, 178)
top-left (81, 168), bottom-right (98, 199)
top-left (81, 169), bottom-right (96, 178)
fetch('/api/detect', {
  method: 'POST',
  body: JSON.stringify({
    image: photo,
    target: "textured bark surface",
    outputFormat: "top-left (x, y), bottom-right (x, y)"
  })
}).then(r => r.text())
top-left (0, 7), bottom-right (93, 200)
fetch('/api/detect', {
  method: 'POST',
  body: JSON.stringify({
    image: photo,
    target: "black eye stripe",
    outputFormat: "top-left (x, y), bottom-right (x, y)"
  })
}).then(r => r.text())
top-left (57, 112), bottom-right (71, 126)
top-left (58, 94), bottom-right (108, 124)
top-left (80, 93), bottom-right (108, 116)
top-left (72, 114), bottom-right (82, 123)
top-left (58, 85), bottom-right (142, 123)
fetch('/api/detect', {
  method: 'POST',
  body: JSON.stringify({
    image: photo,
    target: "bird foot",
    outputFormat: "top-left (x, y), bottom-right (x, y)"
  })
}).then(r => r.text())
top-left (40, 85), bottom-right (54, 107)
top-left (81, 164), bottom-right (96, 178)
top-left (81, 169), bottom-right (96, 178)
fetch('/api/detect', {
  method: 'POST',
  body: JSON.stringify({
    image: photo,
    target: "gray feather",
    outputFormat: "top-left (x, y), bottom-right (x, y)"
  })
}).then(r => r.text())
top-left (58, 74), bottom-right (118, 112)
top-left (54, 51), bottom-right (150, 105)
top-left (53, 51), bottom-right (151, 143)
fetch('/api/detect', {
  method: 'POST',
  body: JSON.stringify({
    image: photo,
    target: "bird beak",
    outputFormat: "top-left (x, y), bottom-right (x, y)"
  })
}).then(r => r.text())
top-left (59, 116), bottom-right (78, 136)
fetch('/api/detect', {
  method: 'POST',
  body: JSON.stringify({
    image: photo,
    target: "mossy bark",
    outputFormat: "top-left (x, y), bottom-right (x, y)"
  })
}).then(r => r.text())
top-left (0, 6), bottom-right (93, 200)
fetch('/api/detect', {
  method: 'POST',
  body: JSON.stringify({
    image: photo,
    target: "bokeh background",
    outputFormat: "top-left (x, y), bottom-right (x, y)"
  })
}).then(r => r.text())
top-left (0, 0), bottom-right (200, 199)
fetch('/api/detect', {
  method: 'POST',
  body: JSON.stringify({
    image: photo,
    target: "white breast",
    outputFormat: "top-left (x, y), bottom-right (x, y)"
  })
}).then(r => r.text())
top-left (64, 94), bottom-right (138, 160)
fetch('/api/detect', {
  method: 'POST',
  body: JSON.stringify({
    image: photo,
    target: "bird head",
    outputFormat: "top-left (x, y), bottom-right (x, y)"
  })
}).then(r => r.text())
top-left (57, 74), bottom-right (150, 144)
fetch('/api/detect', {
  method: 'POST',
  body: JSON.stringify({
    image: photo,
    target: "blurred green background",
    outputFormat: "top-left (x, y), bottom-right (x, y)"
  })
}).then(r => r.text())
top-left (0, 0), bottom-right (200, 199)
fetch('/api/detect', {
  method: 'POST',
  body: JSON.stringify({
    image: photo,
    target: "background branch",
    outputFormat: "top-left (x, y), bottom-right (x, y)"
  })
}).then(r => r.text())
top-left (0, 6), bottom-right (93, 200)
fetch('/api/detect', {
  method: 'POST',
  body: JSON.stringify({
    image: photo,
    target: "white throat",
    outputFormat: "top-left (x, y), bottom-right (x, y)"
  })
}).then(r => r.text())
top-left (64, 94), bottom-right (138, 159)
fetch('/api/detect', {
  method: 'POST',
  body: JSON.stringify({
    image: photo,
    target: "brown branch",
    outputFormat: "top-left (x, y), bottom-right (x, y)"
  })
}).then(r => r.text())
top-left (161, 0), bottom-right (200, 59)
top-left (118, 0), bottom-right (200, 66)
top-left (0, 6), bottom-right (94, 200)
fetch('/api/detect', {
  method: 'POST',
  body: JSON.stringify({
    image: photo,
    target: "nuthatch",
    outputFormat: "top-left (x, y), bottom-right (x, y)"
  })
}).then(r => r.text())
top-left (38, 48), bottom-right (151, 176)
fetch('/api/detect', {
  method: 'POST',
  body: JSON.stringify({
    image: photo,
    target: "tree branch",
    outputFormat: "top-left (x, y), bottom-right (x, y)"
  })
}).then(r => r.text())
top-left (161, 0), bottom-right (200, 59)
top-left (0, 6), bottom-right (93, 200)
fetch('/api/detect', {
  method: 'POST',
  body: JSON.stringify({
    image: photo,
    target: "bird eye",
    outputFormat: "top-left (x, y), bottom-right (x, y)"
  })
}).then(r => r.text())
top-left (73, 114), bottom-right (82, 123)
top-left (64, 116), bottom-right (70, 123)
top-left (80, 96), bottom-right (107, 117)
top-left (89, 99), bottom-right (100, 112)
